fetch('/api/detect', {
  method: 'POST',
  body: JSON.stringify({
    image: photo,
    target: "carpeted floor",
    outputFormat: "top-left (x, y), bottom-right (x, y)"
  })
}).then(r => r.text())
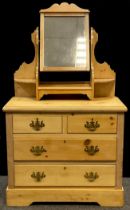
top-left (0, 176), bottom-right (130, 210)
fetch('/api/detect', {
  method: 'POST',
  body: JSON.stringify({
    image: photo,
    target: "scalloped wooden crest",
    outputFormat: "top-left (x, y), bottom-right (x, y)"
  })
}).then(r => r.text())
top-left (40, 2), bottom-right (89, 13)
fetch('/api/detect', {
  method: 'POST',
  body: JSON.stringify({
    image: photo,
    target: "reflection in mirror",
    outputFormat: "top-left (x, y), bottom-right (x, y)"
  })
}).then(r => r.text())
top-left (44, 16), bottom-right (89, 69)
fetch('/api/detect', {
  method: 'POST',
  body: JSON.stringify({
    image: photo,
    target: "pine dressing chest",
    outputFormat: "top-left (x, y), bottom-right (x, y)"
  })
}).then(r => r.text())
top-left (3, 2), bottom-right (127, 207)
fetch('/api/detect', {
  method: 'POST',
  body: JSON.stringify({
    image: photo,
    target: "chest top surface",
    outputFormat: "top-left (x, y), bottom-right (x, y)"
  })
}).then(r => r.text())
top-left (3, 97), bottom-right (127, 113)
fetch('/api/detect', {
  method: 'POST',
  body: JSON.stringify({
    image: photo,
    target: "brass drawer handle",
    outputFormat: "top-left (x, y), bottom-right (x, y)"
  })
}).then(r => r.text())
top-left (84, 145), bottom-right (99, 155)
top-left (84, 118), bottom-right (100, 131)
top-left (31, 172), bottom-right (46, 182)
top-left (84, 172), bottom-right (99, 182)
top-left (30, 146), bottom-right (47, 156)
top-left (29, 118), bottom-right (45, 131)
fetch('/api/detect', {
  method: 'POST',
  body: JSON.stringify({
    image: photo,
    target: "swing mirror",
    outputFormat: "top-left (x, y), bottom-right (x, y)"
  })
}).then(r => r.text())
top-left (40, 5), bottom-right (90, 72)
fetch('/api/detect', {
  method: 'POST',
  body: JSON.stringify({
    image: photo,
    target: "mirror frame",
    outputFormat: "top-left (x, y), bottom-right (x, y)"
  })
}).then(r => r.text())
top-left (40, 2), bottom-right (90, 72)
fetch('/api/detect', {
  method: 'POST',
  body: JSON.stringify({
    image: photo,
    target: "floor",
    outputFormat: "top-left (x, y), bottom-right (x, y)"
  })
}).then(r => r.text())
top-left (0, 177), bottom-right (130, 210)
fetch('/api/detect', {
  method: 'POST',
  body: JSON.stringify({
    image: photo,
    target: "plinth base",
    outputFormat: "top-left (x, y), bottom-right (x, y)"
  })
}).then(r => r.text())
top-left (6, 187), bottom-right (124, 207)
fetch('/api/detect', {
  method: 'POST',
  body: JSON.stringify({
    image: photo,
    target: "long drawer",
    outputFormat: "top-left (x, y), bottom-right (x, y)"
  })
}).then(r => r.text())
top-left (14, 164), bottom-right (116, 187)
top-left (13, 114), bottom-right (62, 133)
top-left (14, 134), bottom-right (116, 161)
top-left (68, 114), bottom-right (117, 133)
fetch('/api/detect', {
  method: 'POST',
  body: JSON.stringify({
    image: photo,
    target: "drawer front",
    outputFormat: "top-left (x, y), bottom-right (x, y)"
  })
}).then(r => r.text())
top-left (68, 114), bottom-right (117, 133)
top-left (13, 114), bottom-right (62, 133)
top-left (14, 134), bottom-right (116, 161)
top-left (15, 164), bottom-right (115, 187)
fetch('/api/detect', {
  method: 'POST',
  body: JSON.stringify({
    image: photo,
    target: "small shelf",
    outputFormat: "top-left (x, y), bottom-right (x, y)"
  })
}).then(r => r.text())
top-left (14, 79), bottom-right (36, 84)
top-left (38, 82), bottom-right (92, 90)
top-left (94, 78), bottom-right (115, 83)
top-left (37, 81), bottom-right (93, 100)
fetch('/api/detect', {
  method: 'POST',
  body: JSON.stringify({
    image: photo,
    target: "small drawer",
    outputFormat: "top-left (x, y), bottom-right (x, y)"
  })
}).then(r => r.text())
top-left (14, 134), bottom-right (116, 161)
top-left (14, 164), bottom-right (116, 187)
top-left (68, 114), bottom-right (117, 133)
top-left (13, 114), bottom-right (62, 133)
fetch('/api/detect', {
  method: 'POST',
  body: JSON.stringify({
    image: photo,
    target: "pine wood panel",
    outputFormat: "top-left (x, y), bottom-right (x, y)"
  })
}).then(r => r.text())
top-left (3, 97), bottom-right (127, 112)
top-left (14, 134), bottom-right (116, 161)
top-left (37, 88), bottom-right (93, 100)
top-left (40, 2), bottom-right (89, 13)
top-left (6, 114), bottom-right (14, 188)
top-left (6, 187), bottom-right (124, 207)
top-left (13, 114), bottom-right (62, 133)
top-left (68, 114), bottom-right (117, 133)
top-left (14, 164), bottom-right (115, 187)
top-left (40, 67), bottom-right (90, 71)
top-left (116, 114), bottom-right (124, 188)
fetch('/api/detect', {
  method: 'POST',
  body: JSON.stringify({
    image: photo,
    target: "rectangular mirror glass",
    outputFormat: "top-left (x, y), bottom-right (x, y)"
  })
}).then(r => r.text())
top-left (44, 16), bottom-right (90, 70)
